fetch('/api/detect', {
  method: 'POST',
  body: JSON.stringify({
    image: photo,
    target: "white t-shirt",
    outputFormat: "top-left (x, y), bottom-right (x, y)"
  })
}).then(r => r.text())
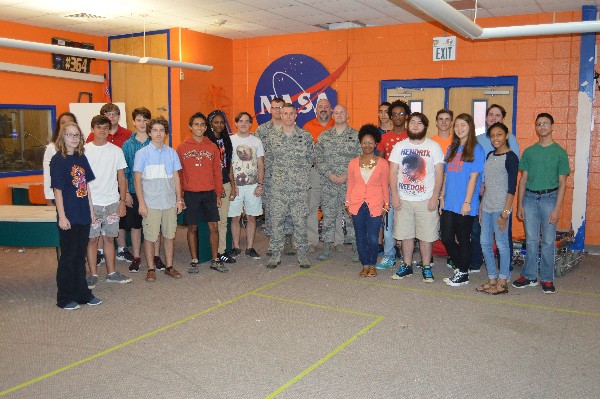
top-left (230, 134), bottom-right (264, 187)
top-left (388, 138), bottom-right (444, 201)
top-left (84, 142), bottom-right (127, 206)
top-left (43, 143), bottom-right (57, 199)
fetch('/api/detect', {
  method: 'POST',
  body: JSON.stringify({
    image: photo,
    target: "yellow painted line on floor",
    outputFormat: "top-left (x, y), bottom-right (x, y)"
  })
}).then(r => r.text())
top-left (302, 273), bottom-right (600, 318)
top-left (555, 289), bottom-right (600, 297)
top-left (0, 266), bottom-right (322, 397)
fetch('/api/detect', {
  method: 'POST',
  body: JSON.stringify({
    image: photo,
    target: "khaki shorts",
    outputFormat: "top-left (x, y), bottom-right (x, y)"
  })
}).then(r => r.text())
top-left (143, 207), bottom-right (177, 241)
top-left (393, 199), bottom-right (439, 242)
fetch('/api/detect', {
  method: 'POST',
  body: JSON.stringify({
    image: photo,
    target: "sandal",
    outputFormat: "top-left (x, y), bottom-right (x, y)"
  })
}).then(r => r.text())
top-left (359, 267), bottom-right (369, 278)
top-left (485, 283), bottom-right (508, 295)
top-left (367, 266), bottom-right (377, 278)
top-left (476, 280), bottom-right (497, 292)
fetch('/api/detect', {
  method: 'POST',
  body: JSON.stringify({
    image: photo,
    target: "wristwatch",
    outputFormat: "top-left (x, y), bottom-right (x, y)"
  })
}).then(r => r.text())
top-left (501, 209), bottom-right (511, 219)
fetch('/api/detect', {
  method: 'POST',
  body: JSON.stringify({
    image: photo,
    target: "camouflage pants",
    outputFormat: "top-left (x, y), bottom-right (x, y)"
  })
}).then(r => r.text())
top-left (269, 189), bottom-right (308, 253)
top-left (321, 181), bottom-right (355, 244)
top-left (263, 178), bottom-right (294, 237)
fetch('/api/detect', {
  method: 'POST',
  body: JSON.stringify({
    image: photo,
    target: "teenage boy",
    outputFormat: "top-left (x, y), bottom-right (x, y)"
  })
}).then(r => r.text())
top-left (432, 109), bottom-right (454, 155)
top-left (377, 101), bottom-right (392, 136)
top-left (177, 112), bottom-right (225, 274)
top-left (84, 115), bottom-right (131, 288)
top-left (389, 112), bottom-right (445, 283)
top-left (86, 103), bottom-right (133, 266)
top-left (375, 100), bottom-right (410, 270)
top-left (228, 112), bottom-right (265, 259)
top-left (121, 107), bottom-right (166, 272)
top-left (134, 117), bottom-right (184, 282)
top-left (513, 113), bottom-right (569, 294)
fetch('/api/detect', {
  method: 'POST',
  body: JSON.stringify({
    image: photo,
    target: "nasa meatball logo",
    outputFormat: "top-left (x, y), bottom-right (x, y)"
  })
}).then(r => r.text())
top-left (254, 54), bottom-right (349, 128)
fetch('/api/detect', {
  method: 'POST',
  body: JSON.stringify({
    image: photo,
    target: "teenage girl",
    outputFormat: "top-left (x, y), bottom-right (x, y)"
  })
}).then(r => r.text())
top-left (50, 122), bottom-right (101, 310)
top-left (440, 113), bottom-right (485, 287)
top-left (43, 112), bottom-right (78, 205)
top-left (477, 122), bottom-right (519, 294)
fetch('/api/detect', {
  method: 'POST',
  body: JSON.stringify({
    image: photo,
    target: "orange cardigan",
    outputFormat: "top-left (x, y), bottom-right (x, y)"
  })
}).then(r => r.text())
top-left (345, 157), bottom-right (390, 217)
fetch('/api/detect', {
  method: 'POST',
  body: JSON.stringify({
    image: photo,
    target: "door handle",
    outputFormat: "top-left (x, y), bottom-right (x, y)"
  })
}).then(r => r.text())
top-left (156, 106), bottom-right (168, 111)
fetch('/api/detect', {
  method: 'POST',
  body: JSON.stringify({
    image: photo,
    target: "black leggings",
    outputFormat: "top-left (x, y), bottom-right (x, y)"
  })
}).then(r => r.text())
top-left (440, 210), bottom-right (475, 273)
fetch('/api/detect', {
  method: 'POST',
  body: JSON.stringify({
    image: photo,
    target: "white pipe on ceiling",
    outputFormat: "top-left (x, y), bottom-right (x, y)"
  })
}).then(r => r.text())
top-left (397, 0), bottom-right (600, 40)
top-left (0, 37), bottom-right (213, 71)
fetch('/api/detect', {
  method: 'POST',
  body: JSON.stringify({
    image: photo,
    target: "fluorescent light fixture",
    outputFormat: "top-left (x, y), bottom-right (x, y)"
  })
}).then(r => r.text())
top-left (315, 21), bottom-right (366, 30)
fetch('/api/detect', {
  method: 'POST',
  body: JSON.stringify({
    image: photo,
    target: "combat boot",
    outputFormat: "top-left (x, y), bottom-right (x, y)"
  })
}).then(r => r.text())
top-left (284, 234), bottom-right (296, 255)
top-left (318, 243), bottom-right (332, 260)
top-left (298, 253), bottom-right (311, 269)
top-left (266, 252), bottom-right (281, 269)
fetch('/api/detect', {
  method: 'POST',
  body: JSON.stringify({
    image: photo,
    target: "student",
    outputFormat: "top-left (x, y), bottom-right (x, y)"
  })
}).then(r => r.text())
top-left (389, 112), bottom-right (444, 283)
top-left (121, 107), bottom-right (166, 272)
top-left (134, 117), bottom-right (184, 282)
top-left (228, 112), bottom-right (264, 259)
top-left (206, 110), bottom-right (237, 263)
top-left (44, 112), bottom-right (78, 205)
top-left (440, 113), bottom-right (485, 287)
top-left (477, 122), bottom-right (519, 295)
top-left (84, 115), bottom-right (131, 288)
top-left (51, 122), bottom-right (101, 309)
top-left (512, 113), bottom-right (570, 294)
top-left (345, 124), bottom-right (390, 278)
top-left (377, 101), bottom-right (392, 136)
top-left (432, 109), bottom-right (454, 155)
top-left (177, 112), bottom-right (225, 274)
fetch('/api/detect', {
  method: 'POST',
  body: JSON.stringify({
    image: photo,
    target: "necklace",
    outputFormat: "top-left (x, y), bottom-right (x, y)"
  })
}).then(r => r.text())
top-left (360, 156), bottom-right (377, 169)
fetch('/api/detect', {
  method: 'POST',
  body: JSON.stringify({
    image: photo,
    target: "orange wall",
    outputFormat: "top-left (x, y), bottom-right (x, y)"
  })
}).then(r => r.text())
top-left (230, 11), bottom-right (600, 245)
top-left (169, 28), bottom-right (233, 148)
top-left (0, 21), bottom-right (108, 204)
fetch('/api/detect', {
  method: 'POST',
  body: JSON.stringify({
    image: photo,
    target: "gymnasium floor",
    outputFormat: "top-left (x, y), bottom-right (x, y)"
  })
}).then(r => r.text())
top-left (1, 226), bottom-right (599, 398)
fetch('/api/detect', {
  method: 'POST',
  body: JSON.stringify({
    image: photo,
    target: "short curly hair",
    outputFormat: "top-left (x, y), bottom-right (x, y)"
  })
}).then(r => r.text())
top-left (358, 124), bottom-right (382, 144)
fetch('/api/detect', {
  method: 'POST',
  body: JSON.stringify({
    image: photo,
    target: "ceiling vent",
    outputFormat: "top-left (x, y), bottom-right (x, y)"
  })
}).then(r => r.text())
top-left (315, 21), bottom-right (367, 30)
top-left (63, 13), bottom-right (109, 21)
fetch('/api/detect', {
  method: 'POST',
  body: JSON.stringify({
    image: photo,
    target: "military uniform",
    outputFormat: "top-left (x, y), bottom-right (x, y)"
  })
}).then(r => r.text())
top-left (315, 125), bottom-right (361, 244)
top-left (261, 125), bottom-right (314, 254)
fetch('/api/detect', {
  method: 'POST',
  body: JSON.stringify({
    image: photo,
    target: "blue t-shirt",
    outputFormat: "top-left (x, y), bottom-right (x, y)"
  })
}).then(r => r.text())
top-left (443, 144), bottom-right (485, 216)
top-left (50, 153), bottom-right (95, 225)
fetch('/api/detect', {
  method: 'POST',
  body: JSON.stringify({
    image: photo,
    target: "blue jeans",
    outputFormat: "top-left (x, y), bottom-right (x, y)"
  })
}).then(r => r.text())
top-left (522, 190), bottom-right (558, 282)
top-left (480, 211), bottom-right (511, 280)
top-left (352, 202), bottom-right (382, 266)
top-left (382, 192), bottom-right (395, 258)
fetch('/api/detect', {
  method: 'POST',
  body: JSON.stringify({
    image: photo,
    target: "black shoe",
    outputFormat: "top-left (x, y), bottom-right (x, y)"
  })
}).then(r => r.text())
top-left (154, 256), bottom-right (167, 271)
top-left (229, 248), bottom-right (241, 257)
top-left (540, 281), bottom-right (556, 293)
top-left (116, 247), bottom-right (134, 262)
top-left (129, 257), bottom-right (141, 273)
top-left (96, 251), bottom-right (105, 266)
top-left (445, 270), bottom-right (469, 286)
top-left (219, 252), bottom-right (237, 264)
top-left (512, 276), bottom-right (538, 288)
top-left (245, 248), bottom-right (261, 259)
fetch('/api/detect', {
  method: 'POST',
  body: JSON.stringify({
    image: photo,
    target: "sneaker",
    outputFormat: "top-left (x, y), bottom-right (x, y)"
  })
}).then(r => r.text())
top-left (210, 259), bottom-right (228, 273)
top-left (146, 269), bottom-right (156, 282)
top-left (229, 248), bottom-right (241, 257)
top-left (129, 257), bottom-right (141, 273)
top-left (96, 251), bottom-right (105, 266)
top-left (86, 275), bottom-right (98, 289)
top-left (446, 257), bottom-right (456, 270)
top-left (164, 267), bottom-right (182, 279)
top-left (116, 247), bottom-right (134, 262)
top-left (154, 256), bottom-right (167, 271)
top-left (63, 301), bottom-right (80, 310)
top-left (375, 256), bottom-right (396, 270)
top-left (443, 268), bottom-right (459, 282)
top-left (445, 270), bottom-right (469, 286)
top-left (188, 259), bottom-right (200, 274)
top-left (86, 297), bottom-right (102, 306)
top-left (468, 268), bottom-right (481, 273)
top-left (219, 252), bottom-right (237, 264)
top-left (415, 261), bottom-right (423, 269)
top-left (245, 248), bottom-right (261, 259)
top-left (391, 263), bottom-right (413, 280)
top-left (540, 281), bottom-right (556, 294)
top-left (106, 271), bottom-right (132, 284)
top-left (512, 276), bottom-right (539, 288)
top-left (422, 266), bottom-right (434, 283)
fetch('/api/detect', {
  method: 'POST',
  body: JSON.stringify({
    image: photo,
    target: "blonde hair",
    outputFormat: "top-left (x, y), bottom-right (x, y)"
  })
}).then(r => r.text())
top-left (55, 122), bottom-right (85, 158)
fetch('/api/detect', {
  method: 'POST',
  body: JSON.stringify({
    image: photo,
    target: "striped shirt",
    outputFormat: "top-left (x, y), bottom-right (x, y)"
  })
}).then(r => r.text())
top-left (133, 143), bottom-right (181, 210)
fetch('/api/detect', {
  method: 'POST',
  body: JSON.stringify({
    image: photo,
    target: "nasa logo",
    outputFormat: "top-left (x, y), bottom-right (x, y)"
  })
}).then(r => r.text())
top-left (253, 54), bottom-right (349, 128)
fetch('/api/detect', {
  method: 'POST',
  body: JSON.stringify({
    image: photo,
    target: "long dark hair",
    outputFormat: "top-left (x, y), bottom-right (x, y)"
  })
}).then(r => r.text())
top-left (445, 113), bottom-right (477, 163)
top-left (52, 112), bottom-right (78, 143)
top-left (206, 110), bottom-right (233, 173)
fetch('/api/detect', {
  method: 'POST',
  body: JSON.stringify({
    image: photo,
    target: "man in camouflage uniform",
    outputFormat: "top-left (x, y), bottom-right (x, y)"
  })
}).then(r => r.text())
top-left (315, 104), bottom-right (361, 261)
top-left (255, 97), bottom-right (296, 256)
top-left (261, 103), bottom-right (314, 268)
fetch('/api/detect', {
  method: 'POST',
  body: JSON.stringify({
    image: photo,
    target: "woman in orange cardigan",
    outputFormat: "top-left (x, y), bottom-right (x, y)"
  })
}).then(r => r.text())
top-left (345, 124), bottom-right (391, 277)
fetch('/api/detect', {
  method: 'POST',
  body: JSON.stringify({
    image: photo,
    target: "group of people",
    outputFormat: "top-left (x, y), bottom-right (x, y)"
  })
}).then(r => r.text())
top-left (46, 97), bottom-right (569, 310)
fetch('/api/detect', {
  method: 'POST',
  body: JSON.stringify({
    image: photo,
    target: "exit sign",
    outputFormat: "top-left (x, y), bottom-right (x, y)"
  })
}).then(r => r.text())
top-left (433, 36), bottom-right (456, 61)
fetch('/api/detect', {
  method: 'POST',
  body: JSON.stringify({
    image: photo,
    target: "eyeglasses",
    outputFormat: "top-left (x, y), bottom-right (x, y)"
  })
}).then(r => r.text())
top-left (64, 133), bottom-right (81, 139)
top-left (391, 112), bottom-right (406, 118)
top-left (271, 106), bottom-right (283, 111)
top-left (536, 122), bottom-right (551, 126)
top-left (104, 112), bottom-right (120, 117)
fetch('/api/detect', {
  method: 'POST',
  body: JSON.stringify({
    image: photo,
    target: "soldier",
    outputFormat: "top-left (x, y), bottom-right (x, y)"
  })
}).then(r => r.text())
top-left (262, 103), bottom-right (314, 268)
top-left (255, 97), bottom-right (295, 256)
top-left (315, 104), bottom-right (361, 261)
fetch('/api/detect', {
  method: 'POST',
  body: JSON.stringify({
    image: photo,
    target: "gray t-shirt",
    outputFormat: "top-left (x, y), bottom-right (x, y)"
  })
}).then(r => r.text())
top-left (482, 150), bottom-right (519, 212)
